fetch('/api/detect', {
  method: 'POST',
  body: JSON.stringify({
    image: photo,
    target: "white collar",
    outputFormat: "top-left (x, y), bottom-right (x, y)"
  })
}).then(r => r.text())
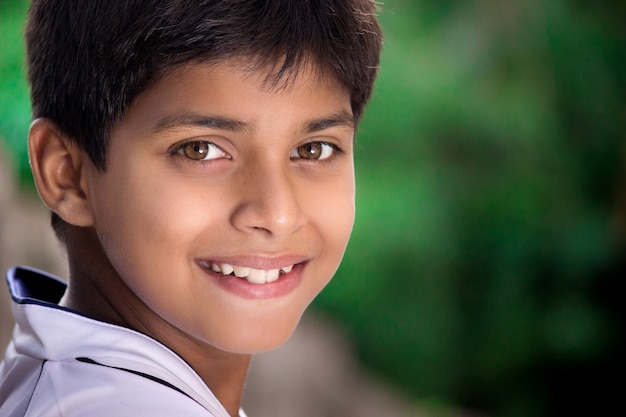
top-left (7, 266), bottom-right (245, 417)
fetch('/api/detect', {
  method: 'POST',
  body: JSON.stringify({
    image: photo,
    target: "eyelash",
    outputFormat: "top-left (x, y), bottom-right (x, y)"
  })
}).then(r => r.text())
top-left (171, 140), bottom-right (231, 163)
top-left (290, 141), bottom-right (343, 161)
top-left (170, 140), bottom-right (344, 164)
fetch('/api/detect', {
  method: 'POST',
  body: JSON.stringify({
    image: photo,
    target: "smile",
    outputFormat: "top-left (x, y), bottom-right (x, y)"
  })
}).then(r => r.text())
top-left (198, 260), bottom-right (294, 285)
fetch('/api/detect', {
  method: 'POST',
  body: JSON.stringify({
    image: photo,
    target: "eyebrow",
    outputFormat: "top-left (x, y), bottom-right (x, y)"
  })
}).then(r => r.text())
top-left (153, 113), bottom-right (251, 133)
top-left (152, 110), bottom-right (354, 134)
top-left (302, 111), bottom-right (355, 133)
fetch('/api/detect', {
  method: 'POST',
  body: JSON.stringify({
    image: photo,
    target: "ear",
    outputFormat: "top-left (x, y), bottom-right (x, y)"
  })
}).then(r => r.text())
top-left (28, 118), bottom-right (95, 227)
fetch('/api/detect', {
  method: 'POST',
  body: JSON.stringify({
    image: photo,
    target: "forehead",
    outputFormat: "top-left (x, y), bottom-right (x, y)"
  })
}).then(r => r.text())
top-left (112, 59), bottom-right (354, 138)
top-left (167, 57), bottom-right (348, 97)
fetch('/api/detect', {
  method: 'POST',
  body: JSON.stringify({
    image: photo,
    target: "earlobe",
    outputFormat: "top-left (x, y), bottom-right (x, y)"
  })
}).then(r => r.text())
top-left (28, 118), bottom-right (95, 227)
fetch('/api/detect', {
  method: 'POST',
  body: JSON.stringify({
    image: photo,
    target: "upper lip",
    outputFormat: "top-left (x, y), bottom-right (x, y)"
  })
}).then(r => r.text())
top-left (194, 254), bottom-right (309, 271)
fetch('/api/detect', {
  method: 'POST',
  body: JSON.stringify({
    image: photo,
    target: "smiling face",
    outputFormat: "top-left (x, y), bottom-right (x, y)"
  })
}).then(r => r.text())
top-left (79, 61), bottom-right (355, 354)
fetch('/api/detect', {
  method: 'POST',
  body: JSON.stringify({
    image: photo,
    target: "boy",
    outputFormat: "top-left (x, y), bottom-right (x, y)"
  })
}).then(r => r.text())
top-left (0, 1), bottom-right (382, 416)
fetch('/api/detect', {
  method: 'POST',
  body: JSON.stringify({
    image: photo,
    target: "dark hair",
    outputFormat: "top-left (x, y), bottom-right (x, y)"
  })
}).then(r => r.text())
top-left (26, 0), bottom-right (383, 241)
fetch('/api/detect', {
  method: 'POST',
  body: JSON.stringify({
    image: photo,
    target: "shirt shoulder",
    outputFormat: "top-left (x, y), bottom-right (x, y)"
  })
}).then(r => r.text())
top-left (24, 359), bottom-right (217, 417)
top-left (1, 266), bottom-right (243, 417)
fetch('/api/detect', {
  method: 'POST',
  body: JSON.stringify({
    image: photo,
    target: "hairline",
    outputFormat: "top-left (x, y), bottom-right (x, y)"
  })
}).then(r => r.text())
top-left (96, 55), bottom-right (356, 169)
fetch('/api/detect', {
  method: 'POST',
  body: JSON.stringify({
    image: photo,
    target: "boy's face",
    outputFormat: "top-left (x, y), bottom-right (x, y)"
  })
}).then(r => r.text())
top-left (82, 61), bottom-right (355, 353)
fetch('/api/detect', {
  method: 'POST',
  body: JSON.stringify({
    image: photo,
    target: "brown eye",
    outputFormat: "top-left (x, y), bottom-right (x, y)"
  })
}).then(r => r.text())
top-left (297, 142), bottom-right (322, 159)
top-left (292, 142), bottom-right (337, 160)
top-left (182, 141), bottom-right (210, 160)
top-left (175, 141), bottom-right (230, 161)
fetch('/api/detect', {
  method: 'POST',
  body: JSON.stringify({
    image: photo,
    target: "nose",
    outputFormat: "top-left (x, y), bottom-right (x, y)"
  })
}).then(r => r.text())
top-left (230, 162), bottom-right (306, 238)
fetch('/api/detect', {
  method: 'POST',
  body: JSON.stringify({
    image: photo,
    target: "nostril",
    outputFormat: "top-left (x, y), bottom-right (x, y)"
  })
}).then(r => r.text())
top-left (229, 168), bottom-right (307, 237)
top-left (230, 199), bottom-right (306, 237)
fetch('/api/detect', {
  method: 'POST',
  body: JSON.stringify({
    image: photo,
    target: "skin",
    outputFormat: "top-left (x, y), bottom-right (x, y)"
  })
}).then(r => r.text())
top-left (29, 60), bottom-right (356, 416)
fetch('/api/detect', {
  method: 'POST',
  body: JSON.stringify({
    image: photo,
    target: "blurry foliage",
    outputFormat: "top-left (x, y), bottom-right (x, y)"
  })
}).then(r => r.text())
top-left (315, 1), bottom-right (625, 416)
top-left (0, 0), bottom-right (31, 183)
top-left (1, 1), bottom-right (624, 416)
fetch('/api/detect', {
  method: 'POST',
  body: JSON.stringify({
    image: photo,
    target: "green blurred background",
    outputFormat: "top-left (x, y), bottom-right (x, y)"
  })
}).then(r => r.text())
top-left (1, 1), bottom-right (624, 416)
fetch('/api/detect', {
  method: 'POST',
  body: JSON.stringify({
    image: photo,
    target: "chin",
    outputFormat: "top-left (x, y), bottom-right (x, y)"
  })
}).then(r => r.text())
top-left (217, 315), bottom-right (303, 355)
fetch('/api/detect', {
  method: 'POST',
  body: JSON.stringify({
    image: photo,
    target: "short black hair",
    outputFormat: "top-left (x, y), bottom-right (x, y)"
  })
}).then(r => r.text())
top-left (26, 0), bottom-right (383, 240)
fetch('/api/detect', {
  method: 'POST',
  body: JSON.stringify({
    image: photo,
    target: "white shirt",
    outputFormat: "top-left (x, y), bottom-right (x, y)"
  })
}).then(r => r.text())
top-left (0, 266), bottom-right (247, 417)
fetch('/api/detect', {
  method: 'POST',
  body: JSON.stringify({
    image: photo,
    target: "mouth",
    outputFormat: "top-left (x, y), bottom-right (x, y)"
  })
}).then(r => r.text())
top-left (198, 260), bottom-right (295, 285)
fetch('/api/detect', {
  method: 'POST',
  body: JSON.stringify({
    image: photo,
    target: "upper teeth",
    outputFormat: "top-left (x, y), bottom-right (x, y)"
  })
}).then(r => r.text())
top-left (200, 261), bottom-right (293, 284)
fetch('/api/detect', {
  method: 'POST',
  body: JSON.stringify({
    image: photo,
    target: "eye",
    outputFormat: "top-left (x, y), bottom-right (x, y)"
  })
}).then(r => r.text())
top-left (175, 141), bottom-right (230, 161)
top-left (291, 142), bottom-right (339, 161)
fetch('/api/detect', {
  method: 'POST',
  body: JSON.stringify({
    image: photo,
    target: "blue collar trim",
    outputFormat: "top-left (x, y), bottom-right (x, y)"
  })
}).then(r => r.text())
top-left (6, 266), bottom-right (67, 306)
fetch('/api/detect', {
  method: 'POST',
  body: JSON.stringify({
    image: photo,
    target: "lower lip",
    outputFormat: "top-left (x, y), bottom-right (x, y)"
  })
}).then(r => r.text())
top-left (200, 263), bottom-right (305, 300)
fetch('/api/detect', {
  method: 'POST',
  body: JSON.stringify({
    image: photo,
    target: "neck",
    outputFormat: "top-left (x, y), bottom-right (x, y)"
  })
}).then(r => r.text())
top-left (61, 225), bottom-right (250, 416)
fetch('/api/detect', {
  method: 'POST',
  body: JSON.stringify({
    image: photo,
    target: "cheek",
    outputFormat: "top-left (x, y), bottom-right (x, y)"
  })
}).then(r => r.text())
top-left (104, 171), bottom-right (207, 231)
top-left (305, 172), bottom-right (355, 259)
top-left (326, 169), bottom-right (355, 238)
top-left (93, 172), bottom-right (213, 277)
